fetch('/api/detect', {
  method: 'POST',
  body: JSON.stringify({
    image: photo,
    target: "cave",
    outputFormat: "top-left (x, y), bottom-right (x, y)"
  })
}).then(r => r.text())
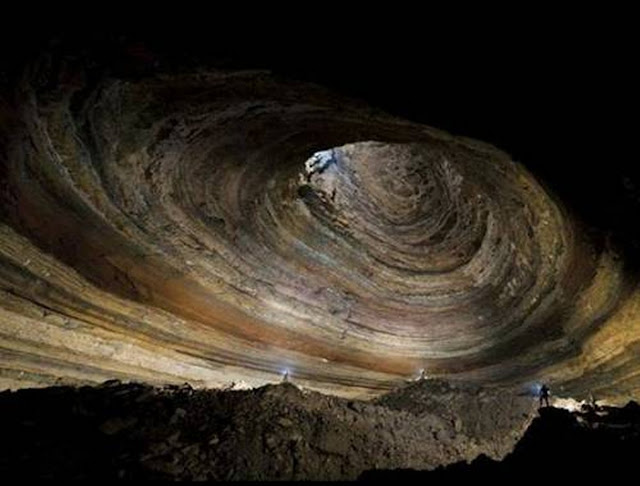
top-left (0, 19), bottom-right (638, 481)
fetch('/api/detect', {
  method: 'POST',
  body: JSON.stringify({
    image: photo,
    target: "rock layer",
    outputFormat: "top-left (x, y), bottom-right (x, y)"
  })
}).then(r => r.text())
top-left (1, 53), bottom-right (639, 401)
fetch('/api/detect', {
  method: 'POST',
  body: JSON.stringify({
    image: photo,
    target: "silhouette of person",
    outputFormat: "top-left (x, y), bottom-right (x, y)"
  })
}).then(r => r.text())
top-left (282, 370), bottom-right (289, 383)
top-left (539, 384), bottom-right (550, 407)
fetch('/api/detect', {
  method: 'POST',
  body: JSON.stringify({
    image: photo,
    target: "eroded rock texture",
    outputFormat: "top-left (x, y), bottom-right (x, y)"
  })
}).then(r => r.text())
top-left (0, 380), bottom-right (537, 480)
top-left (363, 401), bottom-right (640, 481)
top-left (0, 48), bottom-right (638, 402)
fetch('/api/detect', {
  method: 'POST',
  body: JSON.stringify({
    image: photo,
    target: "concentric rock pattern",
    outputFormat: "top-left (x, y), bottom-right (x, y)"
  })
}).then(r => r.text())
top-left (0, 56), bottom-right (638, 401)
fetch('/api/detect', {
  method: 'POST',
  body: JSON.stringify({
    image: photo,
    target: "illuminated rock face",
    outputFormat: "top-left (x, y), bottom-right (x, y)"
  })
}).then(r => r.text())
top-left (0, 61), bottom-right (638, 401)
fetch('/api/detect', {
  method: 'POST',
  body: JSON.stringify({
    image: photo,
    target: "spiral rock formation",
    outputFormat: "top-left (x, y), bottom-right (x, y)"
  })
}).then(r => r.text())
top-left (0, 51), bottom-right (638, 402)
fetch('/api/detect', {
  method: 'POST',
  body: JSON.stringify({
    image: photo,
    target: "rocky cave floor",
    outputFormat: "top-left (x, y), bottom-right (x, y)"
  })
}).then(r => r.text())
top-left (366, 401), bottom-right (640, 481)
top-left (0, 379), bottom-right (638, 481)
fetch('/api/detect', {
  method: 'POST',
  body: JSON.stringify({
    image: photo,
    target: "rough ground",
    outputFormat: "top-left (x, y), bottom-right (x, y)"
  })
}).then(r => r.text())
top-left (363, 400), bottom-right (640, 480)
top-left (0, 379), bottom-right (537, 480)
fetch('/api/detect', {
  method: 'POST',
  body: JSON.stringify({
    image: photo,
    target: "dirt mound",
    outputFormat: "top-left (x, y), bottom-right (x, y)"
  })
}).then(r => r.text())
top-left (0, 379), bottom-right (538, 480)
top-left (375, 379), bottom-right (537, 458)
top-left (362, 400), bottom-right (640, 480)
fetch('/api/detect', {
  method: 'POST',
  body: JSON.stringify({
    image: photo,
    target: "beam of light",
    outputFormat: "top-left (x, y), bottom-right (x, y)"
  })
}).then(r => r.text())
top-left (527, 382), bottom-right (543, 396)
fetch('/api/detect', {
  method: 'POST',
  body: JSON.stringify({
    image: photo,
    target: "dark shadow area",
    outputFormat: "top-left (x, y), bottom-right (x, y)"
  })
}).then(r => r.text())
top-left (0, 380), bottom-right (537, 481)
top-left (1, 380), bottom-right (638, 480)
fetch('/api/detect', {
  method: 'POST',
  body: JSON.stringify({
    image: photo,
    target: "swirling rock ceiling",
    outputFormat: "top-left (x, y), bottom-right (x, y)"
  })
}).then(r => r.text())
top-left (0, 44), bottom-right (639, 402)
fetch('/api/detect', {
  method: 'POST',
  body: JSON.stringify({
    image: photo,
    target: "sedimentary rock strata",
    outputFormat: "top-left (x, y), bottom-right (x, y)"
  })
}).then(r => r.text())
top-left (0, 51), bottom-right (638, 402)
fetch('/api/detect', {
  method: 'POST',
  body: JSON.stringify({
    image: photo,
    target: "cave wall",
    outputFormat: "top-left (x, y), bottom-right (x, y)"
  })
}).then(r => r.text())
top-left (0, 43), bottom-right (639, 402)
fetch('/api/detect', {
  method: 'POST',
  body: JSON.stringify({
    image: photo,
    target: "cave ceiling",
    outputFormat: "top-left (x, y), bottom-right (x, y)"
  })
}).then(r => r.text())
top-left (0, 31), bottom-right (638, 402)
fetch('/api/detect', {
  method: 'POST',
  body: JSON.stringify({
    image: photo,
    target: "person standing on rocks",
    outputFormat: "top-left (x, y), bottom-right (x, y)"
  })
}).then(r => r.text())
top-left (539, 384), bottom-right (550, 408)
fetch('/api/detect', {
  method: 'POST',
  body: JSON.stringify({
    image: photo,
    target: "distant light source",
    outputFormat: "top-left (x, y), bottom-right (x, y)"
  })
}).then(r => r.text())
top-left (528, 382), bottom-right (543, 396)
top-left (304, 149), bottom-right (338, 181)
top-left (281, 369), bottom-right (290, 383)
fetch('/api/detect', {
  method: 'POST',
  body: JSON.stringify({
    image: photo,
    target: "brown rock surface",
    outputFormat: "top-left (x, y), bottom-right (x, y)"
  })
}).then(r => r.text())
top-left (0, 40), bottom-right (638, 404)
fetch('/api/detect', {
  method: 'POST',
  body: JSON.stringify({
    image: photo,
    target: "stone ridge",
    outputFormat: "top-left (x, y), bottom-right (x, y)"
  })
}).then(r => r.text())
top-left (0, 380), bottom-right (538, 481)
top-left (361, 401), bottom-right (640, 480)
